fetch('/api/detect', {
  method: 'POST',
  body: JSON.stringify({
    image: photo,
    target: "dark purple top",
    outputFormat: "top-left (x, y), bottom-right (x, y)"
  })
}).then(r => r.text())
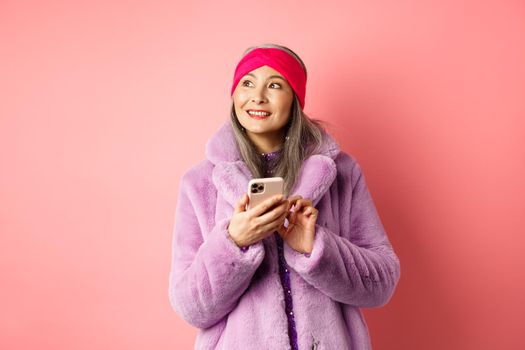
top-left (240, 148), bottom-right (299, 350)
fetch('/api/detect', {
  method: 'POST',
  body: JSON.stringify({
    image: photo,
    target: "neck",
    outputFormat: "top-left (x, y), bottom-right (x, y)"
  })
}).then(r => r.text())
top-left (247, 130), bottom-right (285, 154)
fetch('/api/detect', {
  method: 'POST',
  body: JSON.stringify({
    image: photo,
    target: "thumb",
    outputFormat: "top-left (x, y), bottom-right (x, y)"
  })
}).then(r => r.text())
top-left (234, 193), bottom-right (249, 213)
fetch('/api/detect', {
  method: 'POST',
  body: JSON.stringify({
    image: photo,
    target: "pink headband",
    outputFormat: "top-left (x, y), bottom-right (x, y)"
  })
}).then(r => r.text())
top-left (230, 47), bottom-right (307, 109)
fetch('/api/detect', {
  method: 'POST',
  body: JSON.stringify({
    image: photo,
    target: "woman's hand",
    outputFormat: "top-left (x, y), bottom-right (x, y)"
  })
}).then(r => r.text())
top-left (227, 193), bottom-right (291, 248)
top-left (277, 195), bottom-right (318, 254)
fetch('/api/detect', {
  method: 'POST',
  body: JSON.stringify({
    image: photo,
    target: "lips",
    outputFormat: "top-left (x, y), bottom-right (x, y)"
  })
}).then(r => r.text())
top-left (247, 109), bottom-right (271, 114)
top-left (246, 109), bottom-right (272, 119)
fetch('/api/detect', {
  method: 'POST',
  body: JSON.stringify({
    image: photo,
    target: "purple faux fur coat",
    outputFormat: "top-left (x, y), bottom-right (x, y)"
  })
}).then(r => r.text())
top-left (169, 121), bottom-right (401, 349)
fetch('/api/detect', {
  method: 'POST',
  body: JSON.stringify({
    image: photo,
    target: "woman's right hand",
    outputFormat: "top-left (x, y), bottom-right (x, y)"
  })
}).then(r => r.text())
top-left (227, 193), bottom-right (291, 248)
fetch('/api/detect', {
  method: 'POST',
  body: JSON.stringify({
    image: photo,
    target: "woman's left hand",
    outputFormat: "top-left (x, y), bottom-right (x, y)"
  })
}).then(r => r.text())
top-left (277, 195), bottom-right (318, 254)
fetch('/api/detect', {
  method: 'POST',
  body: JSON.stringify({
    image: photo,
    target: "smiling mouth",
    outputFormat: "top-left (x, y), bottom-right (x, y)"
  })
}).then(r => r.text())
top-left (246, 110), bottom-right (272, 119)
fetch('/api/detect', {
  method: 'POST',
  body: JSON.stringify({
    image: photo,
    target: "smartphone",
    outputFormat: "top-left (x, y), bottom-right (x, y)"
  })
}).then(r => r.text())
top-left (247, 177), bottom-right (284, 211)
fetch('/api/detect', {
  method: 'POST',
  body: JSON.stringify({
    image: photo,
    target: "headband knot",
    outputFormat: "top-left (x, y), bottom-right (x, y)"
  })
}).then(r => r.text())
top-left (230, 47), bottom-right (307, 109)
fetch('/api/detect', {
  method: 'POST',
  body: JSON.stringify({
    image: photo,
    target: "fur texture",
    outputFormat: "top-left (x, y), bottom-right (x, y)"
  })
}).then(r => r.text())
top-left (169, 121), bottom-right (401, 349)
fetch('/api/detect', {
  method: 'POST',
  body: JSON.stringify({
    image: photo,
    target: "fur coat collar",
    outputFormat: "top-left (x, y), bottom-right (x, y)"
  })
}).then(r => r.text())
top-left (204, 121), bottom-right (341, 208)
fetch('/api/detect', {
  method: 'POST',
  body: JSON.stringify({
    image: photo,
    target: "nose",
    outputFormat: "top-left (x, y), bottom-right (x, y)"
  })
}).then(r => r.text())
top-left (251, 85), bottom-right (268, 104)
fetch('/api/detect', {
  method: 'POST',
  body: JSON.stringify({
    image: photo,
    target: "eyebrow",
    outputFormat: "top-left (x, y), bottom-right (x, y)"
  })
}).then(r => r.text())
top-left (245, 73), bottom-right (286, 81)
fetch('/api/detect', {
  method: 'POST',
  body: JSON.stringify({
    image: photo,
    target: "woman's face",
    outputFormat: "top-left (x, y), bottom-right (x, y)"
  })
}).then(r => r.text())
top-left (232, 65), bottom-right (294, 139)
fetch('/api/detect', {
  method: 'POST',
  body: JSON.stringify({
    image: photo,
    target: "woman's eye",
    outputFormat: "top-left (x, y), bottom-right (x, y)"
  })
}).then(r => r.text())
top-left (241, 80), bottom-right (281, 88)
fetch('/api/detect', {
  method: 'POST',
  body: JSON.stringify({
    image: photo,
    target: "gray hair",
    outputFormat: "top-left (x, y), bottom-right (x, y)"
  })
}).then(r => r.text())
top-left (230, 43), bottom-right (330, 196)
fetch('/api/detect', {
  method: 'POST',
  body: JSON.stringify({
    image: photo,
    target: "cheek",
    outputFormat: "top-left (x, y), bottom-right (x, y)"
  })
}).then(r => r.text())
top-left (232, 95), bottom-right (243, 109)
top-left (234, 88), bottom-right (250, 100)
top-left (276, 95), bottom-right (294, 112)
top-left (233, 99), bottom-right (247, 118)
top-left (234, 97), bottom-right (249, 112)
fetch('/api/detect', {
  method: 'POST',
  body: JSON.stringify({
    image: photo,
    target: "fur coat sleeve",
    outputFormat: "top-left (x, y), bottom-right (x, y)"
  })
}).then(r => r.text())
top-left (168, 161), bottom-right (267, 329)
top-left (283, 153), bottom-right (401, 308)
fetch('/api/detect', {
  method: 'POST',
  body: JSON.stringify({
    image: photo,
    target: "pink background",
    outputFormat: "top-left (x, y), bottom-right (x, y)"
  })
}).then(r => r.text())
top-left (1, 0), bottom-right (524, 349)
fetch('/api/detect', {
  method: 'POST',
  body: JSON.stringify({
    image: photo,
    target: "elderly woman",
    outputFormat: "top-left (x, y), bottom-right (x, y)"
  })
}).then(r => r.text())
top-left (169, 44), bottom-right (401, 350)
